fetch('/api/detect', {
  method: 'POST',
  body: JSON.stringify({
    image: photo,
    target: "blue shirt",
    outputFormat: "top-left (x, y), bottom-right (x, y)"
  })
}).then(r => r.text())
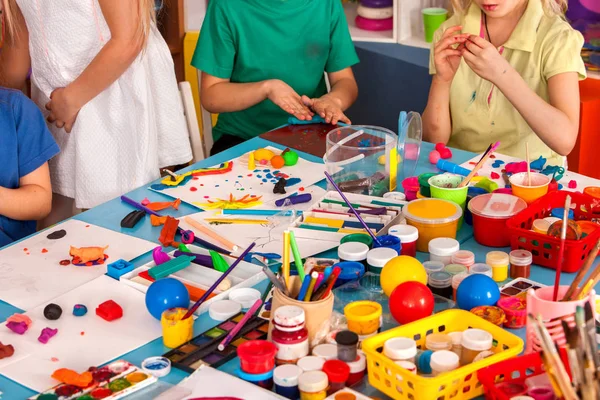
top-left (0, 88), bottom-right (60, 248)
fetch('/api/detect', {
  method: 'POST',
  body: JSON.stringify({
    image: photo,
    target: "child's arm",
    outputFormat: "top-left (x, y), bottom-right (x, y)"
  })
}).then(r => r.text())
top-left (46, 0), bottom-right (147, 133)
top-left (0, 163), bottom-right (52, 220)
top-left (301, 67), bottom-right (358, 125)
top-left (201, 73), bottom-right (314, 120)
top-left (462, 35), bottom-right (580, 156)
top-left (0, 2), bottom-right (31, 89)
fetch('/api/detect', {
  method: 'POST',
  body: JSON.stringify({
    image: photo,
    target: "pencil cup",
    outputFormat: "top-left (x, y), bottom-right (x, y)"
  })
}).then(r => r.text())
top-left (429, 174), bottom-right (468, 228)
top-left (525, 286), bottom-right (596, 353)
top-left (269, 276), bottom-right (334, 343)
top-left (161, 308), bottom-right (194, 348)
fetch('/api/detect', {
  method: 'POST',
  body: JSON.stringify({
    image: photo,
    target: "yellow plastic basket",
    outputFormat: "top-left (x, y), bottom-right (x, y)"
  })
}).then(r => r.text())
top-left (361, 310), bottom-right (524, 400)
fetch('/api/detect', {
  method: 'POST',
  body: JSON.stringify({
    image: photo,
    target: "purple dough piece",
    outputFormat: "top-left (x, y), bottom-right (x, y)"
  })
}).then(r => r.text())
top-left (38, 327), bottom-right (58, 344)
top-left (173, 250), bottom-right (214, 268)
top-left (275, 193), bottom-right (312, 207)
top-left (6, 321), bottom-right (28, 335)
top-left (359, 0), bottom-right (393, 8)
top-left (152, 247), bottom-right (171, 266)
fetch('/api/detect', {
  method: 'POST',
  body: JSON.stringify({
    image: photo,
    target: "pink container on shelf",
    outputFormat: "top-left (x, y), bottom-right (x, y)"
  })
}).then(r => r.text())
top-left (525, 286), bottom-right (596, 353)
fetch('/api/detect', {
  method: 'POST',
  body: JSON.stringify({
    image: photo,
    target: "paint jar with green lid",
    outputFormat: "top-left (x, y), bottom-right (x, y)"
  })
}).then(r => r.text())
top-left (340, 233), bottom-right (373, 249)
top-left (418, 172), bottom-right (438, 197)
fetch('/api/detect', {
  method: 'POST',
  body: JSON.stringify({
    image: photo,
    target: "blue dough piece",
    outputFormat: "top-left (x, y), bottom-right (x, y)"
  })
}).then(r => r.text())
top-left (73, 304), bottom-right (88, 317)
top-left (287, 115), bottom-right (326, 125)
top-left (492, 160), bottom-right (505, 168)
top-left (106, 259), bottom-right (135, 280)
top-left (529, 155), bottom-right (546, 171)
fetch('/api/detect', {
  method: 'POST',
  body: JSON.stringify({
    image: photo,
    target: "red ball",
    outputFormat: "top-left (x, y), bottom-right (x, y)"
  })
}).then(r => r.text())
top-left (435, 142), bottom-right (446, 152)
top-left (389, 282), bottom-right (435, 325)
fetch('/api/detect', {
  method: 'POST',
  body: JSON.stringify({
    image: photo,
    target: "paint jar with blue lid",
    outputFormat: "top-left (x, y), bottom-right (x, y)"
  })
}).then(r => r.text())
top-left (551, 207), bottom-right (574, 220)
top-left (274, 364), bottom-right (302, 400)
top-left (332, 261), bottom-right (365, 288)
top-left (372, 234), bottom-right (401, 254)
top-left (236, 367), bottom-right (274, 390)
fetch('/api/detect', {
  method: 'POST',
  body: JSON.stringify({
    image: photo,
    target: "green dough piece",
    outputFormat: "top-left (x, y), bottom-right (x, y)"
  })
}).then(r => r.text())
top-left (282, 151), bottom-right (299, 166)
top-left (209, 250), bottom-right (229, 273)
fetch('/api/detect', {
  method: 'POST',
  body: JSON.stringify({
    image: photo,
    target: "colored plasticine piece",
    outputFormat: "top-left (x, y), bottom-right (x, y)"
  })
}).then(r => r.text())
top-left (159, 216), bottom-right (180, 247)
top-left (568, 180), bottom-right (577, 189)
top-left (51, 368), bottom-right (94, 388)
top-left (273, 177), bottom-right (287, 194)
top-left (150, 214), bottom-right (168, 226)
top-left (146, 198), bottom-right (181, 212)
top-left (152, 247), bottom-right (171, 266)
top-left (492, 160), bottom-right (505, 168)
top-left (505, 161), bottom-right (528, 174)
top-left (96, 300), bottom-right (123, 321)
top-left (106, 259), bottom-right (135, 280)
top-left (38, 327), bottom-right (58, 344)
top-left (253, 148), bottom-right (275, 162)
top-left (490, 172), bottom-right (500, 179)
top-left (141, 197), bottom-right (151, 206)
top-left (282, 149), bottom-right (299, 166)
top-left (120, 210), bottom-right (145, 228)
top-left (439, 147), bottom-right (452, 159)
top-left (529, 156), bottom-right (546, 171)
top-left (275, 193), bottom-right (312, 207)
top-left (73, 304), bottom-right (88, 317)
top-left (270, 155), bottom-right (285, 169)
top-left (7, 313), bottom-right (32, 326)
top-left (429, 150), bottom-right (441, 164)
top-left (6, 321), bottom-right (28, 334)
top-left (44, 303), bottom-right (63, 320)
top-left (0, 342), bottom-right (14, 359)
top-left (70, 246), bottom-right (109, 264)
top-left (476, 178), bottom-right (499, 193)
top-left (435, 143), bottom-right (446, 152)
top-left (248, 152), bottom-right (256, 170)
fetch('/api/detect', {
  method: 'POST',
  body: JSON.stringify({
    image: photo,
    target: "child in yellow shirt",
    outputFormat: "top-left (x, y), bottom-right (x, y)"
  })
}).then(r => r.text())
top-left (423, 0), bottom-right (586, 166)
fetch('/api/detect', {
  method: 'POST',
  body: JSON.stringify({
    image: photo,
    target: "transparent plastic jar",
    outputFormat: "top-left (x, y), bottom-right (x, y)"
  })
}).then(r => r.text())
top-left (428, 238), bottom-right (460, 265)
top-left (425, 333), bottom-right (453, 352)
top-left (451, 250), bottom-right (475, 269)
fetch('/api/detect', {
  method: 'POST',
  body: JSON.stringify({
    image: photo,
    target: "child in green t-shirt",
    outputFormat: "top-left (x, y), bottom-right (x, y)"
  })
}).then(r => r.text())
top-left (193, 0), bottom-right (360, 155)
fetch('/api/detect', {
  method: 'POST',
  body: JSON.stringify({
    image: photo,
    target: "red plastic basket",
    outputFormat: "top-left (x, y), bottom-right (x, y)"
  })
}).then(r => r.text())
top-left (506, 191), bottom-right (600, 272)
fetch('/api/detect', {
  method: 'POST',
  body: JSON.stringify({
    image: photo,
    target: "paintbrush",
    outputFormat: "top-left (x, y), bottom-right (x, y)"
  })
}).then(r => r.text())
top-left (576, 306), bottom-right (599, 399)
top-left (573, 262), bottom-right (600, 301)
top-left (324, 172), bottom-right (382, 246)
top-left (458, 141), bottom-right (500, 188)
top-left (563, 239), bottom-right (600, 301)
top-left (182, 242), bottom-right (256, 319)
top-left (526, 142), bottom-right (531, 186)
top-left (553, 194), bottom-right (572, 301)
top-left (583, 302), bottom-right (600, 375)
top-left (562, 320), bottom-right (583, 393)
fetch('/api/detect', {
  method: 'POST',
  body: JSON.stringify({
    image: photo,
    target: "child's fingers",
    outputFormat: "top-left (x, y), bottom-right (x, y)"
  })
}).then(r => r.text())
top-left (45, 101), bottom-right (52, 111)
top-left (301, 95), bottom-right (313, 107)
top-left (437, 49), bottom-right (462, 59)
top-left (47, 113), bottom-right (56, 123)
top-left (435, 35), bottom-right (468, 53)
top-left (464, 39), bottom-right (483, 55)
top-left (441, 25), bottom-right (463, 39)
top-left (55, 120), bottom-right (65, 129)
top-left (467, 35), bottom-right (490, 48)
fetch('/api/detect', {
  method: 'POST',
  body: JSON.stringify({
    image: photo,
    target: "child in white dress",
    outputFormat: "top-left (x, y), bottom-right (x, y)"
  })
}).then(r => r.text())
top-left (0, 0), bottom-right (192, 211)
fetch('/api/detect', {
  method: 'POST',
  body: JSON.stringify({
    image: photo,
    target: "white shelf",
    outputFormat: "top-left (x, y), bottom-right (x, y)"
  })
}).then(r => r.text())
top-left (399, 35), bottom-right (431, 49)
top-left (344, 1), bottom-right (397, 43)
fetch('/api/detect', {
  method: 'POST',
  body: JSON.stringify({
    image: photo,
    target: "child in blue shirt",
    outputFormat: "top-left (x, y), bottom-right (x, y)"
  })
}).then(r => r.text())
top-left (0, 87), bottom-right (60, 248)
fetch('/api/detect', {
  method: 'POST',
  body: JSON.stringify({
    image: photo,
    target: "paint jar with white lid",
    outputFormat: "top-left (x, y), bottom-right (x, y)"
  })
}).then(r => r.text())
top-left (366, 247), bottom-right (398, 274)
top-left (430, 350), bottom-right (460, 376)
top-left (428, 238), bottom-right (460, 265)
top-left (338, 242), bottom-right (369, 270)
top-left (460, 328), bottom-right (493, 365)
top-left (383, 337), bottom-right (417, 363)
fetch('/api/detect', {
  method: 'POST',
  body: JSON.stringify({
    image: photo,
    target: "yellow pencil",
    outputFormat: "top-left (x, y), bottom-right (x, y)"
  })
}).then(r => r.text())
top-left (204, 218), bottom-right (269, 225)
top-left (304, 271), bottom-right (319, 302)
top-left (283, 230), bottom-right (291, 292)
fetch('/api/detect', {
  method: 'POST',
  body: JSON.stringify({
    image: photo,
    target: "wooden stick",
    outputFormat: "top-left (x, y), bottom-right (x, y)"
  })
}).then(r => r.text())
top-left (553, 195), bottom-right (571, 301)
top-left (526, 142), bottom-right (531, 186)
top-left (575, 263), bottom-right (600, 300)
top-left (458, 142), bottom-right (500, 188)
top-left (282, 230), bottom-right (291, 292)
top-left (184, 216), bottom-right (239, 252)
top-left (563, 239), bottom-right (600, 301)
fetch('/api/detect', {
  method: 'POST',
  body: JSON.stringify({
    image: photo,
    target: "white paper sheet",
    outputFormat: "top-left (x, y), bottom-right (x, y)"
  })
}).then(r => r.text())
top-left (0, 219), bottom-right (157, 310)
top-left (0, 275), bottom-right (163, 392)
top-left (150, 146), bottom-right (330, 208)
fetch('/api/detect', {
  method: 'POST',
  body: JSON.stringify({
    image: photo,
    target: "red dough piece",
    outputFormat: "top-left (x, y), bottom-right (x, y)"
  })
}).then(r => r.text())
top-left (435, 143), bottom-right (446, 152)
top-left (96, 300), bottom-right (123, 322)
top-left (429, 150), bottom-right (441, 164)
top-left (159, 216), bottom-right (179, 247)
top-left (568, 180), bottom-right (577, 189)
top-left (490, 172), bottom-right (500, 179)
top-left (439, 148), bottom-right (452, 159)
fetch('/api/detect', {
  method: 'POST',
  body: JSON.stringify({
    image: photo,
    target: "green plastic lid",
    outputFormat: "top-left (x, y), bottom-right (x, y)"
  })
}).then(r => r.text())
top-left (340, 233), bottom-right (373, 248)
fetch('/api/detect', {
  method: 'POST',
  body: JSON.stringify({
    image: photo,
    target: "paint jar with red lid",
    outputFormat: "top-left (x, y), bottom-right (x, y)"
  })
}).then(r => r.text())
top-left (345, 351), bottom-right (367, 386)
top-left (322, 360), bottom-right (350, 395)
top-left (272, 306), bottom-right (309, 365)
top-left (388, 224), bottom-right (419, 257)
top-left (468, 193), bottom-right (527, 247)
top-left (237, 340), bottom-right (277, 374)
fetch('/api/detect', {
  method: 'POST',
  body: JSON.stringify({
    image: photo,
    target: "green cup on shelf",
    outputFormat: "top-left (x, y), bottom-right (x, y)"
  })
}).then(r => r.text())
top-left (423, 8), bottom-right (449, 43)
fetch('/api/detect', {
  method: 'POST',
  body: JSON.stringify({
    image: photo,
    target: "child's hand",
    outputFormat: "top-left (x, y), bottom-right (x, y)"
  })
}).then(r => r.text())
top-left (433, 26), bottom-right (469, 83)
top-left (462, 35), bottom-right (511, 84)
top-left (266, 80), bottom-right (314, 121)
top-left (301, 95), bottom-right (351, 125)
top-left (45, 87), bottom-right (81, 133)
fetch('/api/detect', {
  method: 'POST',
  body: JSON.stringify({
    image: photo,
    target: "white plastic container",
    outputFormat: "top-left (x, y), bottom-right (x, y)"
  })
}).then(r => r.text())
top-left (383, 337), bottom-right (417, 363)
top-left (208, 300), bottom-right (242, 321)
top-left (366, 247), bottom-right (398, 274)
top-left (338, 242), bottom-right (369, 265)
top-left (423, 260), bottom-right (445, 275)
top-left (297, 356), bottom-right (325, 372)
top-left (428, 238), bottom-right (460, 265)
top-left (312, 344), bottom-right (338, 361)
top-left (469, 263), bottom-right (493, 278)
top-left (430, 350), bottom-right (460, 376)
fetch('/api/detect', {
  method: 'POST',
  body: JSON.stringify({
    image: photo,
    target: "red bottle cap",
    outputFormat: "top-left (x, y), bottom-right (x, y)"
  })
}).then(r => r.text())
top-left (322, 360), bottom-right (351, 383)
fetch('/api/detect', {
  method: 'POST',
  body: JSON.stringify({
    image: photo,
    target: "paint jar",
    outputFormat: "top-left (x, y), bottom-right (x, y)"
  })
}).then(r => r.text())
top-left (470, 306), bottom-right (506, 326)
top-left (430, 350), bottom-right (460, 376)
top-left (509, 172), bottom-right (551, 205)
top-left (340, 233), bottom-right (373, 249)
top-left (383, 337), bottom-right (417, 363)
top-left (428, 237), bottom-right (460, 265)
top-left (468, 193), bottom-right (527, 247)
top-left (312, 344), bottom-right (338, 361)
top-left (528, 387), bottom-right (555, 400)
top-left (373, 234), bottom-right (401, 255)
top-left (274, 364), bottom-right (302, 400)
top-left (161, 308), bottom-right (194, 349)
top-left (448, 332), bottom-right (463, 359)
top-left (425, 333), bottom-right (453, 352)
top-left (452, 272), bottom-right (469, 302)
top-left (237, 340), bottom-right (277, 374)
top-left (451, 250), bottom-right (475, 269)
top-left (427, 271), bottom-right (453, 299)
top-left (272, 306), bottom-right (309, 365)
top-left (418, 172), bottom-right (439, 197)
top-left (497, 297), bottom-right (527, 329)
top-left (388, 225), bottom-right (419, 257)
top-left (428, 174), bottom-right (469, 229)
top-left (322, 360), bottom-right (350, 395)
top-left (335, 330), bottom-right (359, 362)
top-left (338, 242), bottom-right (369, 270)
top-left (402, 199), bottom-right (463, 252)
top-left (444, 263), bottom-right (468, 276)
top-left (366, 247), bottom-right (398, 274)
top-left (532, 219), bottom-right (551, 235)
top-left (298, 370), bottom-right (329, 400)
top-left (334, 261), bottom-right (366, 288)
top-left (423, 260), bottom-right (445, 276)
top-left (509, 250), bottom-right (533, 279)
top-left (469, 263), bottom-right (493, 278)
top-left (460, 329), bottom-right (493, 365)
top-left (344, 301), bottom-right (382, 336)
top-left (345, 352), bottom-right (367, 386)
top-left (486, 251), bottom-right (509, 282)
top-left (236, 368), bottom-right (274, 390)
top-left (298, 356), bottom-right (326, 372)
top-left (395, 360), bottom-right (417, 374)
top-left (551, 207), bottom-right (574, 220)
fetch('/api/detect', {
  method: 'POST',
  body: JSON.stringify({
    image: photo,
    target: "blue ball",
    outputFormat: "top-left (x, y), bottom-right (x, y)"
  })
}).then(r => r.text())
top-left (456, 274), bottom-right (500, 310)
top-left (145, 278), bottom-right (190, 320)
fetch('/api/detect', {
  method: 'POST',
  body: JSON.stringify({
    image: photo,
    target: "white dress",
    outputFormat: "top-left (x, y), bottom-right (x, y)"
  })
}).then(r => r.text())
top-left (16, 0), bottom-right (192, 208)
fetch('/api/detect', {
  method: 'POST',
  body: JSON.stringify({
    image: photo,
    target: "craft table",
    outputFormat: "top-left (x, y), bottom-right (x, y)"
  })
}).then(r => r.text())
top-left (0, 135), bottom-right (598, 400)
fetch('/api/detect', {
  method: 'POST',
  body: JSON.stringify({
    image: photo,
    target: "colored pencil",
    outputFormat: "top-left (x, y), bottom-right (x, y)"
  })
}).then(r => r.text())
top-left (184, 216), bottom-right (239, 252)
top-left (323, 266), bottom-right (333, 282)
top-left (312, 266), bottom-right (341, 301)
top-left (296, 274), bottom-right (312, 301)
top-left (282, 230), bottom-right (291, 291)
top-left (562, 239), bottom-right (600, 301)
top-left (218, 299), bottom-right (262, 351)
top-left (203, 218), bottom-right (269, 225)
top-left (288, 231), bottom-right (305, 281)
top-left (553, 195), bottom-right (571, 301)
top-left (323, 172), bottom-right (382, 246)
top-left (183, 242), bottom-right (255, 319)
top-left (304, 272), bottom-right (319, 302)
top-left (314, 272), bottom-right (325, 291)
top-left (221, 209), bottom-right (300, 217)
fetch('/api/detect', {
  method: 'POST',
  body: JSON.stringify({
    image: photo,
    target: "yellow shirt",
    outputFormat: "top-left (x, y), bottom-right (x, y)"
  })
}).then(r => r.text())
top-left (429, 0), bottom-right (586, 166)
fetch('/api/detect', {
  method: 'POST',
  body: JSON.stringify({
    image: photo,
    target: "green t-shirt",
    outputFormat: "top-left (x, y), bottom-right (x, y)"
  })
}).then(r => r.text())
top-left (192, 0), bottom-right (359, 141)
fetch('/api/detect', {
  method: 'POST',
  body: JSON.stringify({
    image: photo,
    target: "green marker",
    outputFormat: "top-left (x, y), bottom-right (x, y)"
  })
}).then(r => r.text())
top-left (288, 231), bottom-right (305, 281)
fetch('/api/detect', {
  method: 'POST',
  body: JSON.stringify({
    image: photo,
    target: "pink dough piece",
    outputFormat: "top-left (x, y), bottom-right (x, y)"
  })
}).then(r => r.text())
top-left (141, 198), bottom-right (150, 206)
top-left (568, 180), bottom-right (577, 189)
top-left (38, 327), bottom-right (58, 344)
top-left (505, 162), bottom-right (528, 174)
top-left (6, 321), bottom-right (28, 335)
top-left (429, 150), bottom-right (441, 165)
top-left (490, 172), bottom-right (500, 179)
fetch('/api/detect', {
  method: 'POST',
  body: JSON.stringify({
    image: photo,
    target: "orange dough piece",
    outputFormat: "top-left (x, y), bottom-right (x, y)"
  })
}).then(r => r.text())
top-left (271, 155), bottom-right (285, 169)
top-left (150, 214), bottom-right (169, 226)
top-left (147, 198), bottom-right (182, 211)
top-left (69, 246), bottom-right (108, 263)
